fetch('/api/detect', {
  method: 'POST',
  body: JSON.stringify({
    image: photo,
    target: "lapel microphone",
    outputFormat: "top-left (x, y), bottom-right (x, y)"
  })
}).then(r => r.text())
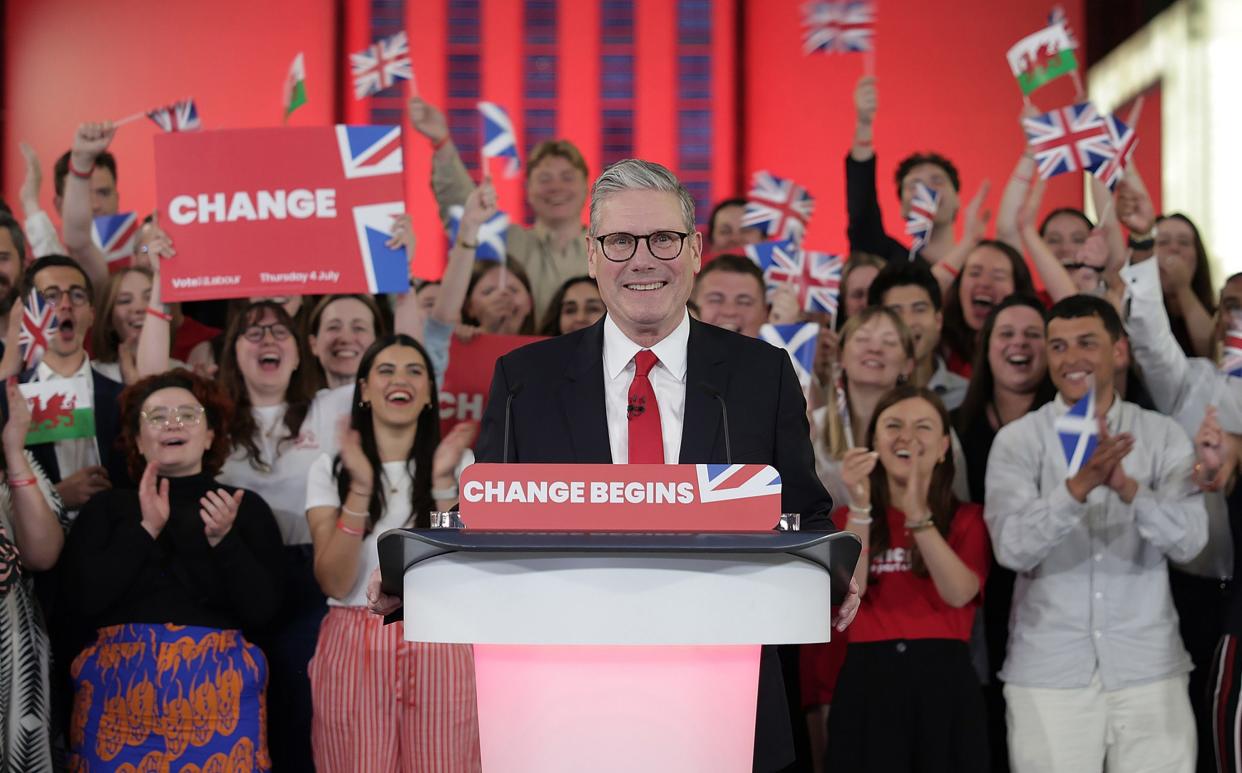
top-left (503, 382), bottom-right (524, 464)
top-left (698, 383), bottom-right (732, 465)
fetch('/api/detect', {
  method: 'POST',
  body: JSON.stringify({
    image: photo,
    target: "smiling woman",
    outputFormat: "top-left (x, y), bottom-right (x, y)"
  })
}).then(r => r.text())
top-left (307, 294), bottom-right (386, 390)
top-left (941, 240), bottom-right (1036, 378)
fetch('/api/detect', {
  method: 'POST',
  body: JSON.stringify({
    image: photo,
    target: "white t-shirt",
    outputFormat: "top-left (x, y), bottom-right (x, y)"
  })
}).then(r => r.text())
top-left (218, 385), bottom-right (354, 545)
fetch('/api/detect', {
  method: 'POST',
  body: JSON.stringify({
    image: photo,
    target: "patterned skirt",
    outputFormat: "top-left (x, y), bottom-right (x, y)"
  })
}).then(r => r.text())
top-left (69, 623), bottom-right (269, 772)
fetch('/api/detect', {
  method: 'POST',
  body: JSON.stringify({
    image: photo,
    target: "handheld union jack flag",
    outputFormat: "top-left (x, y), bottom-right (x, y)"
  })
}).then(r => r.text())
top-left (1023, 102), bottom-right (1116, 180)
top-left (91, 212), bottom-right (138, 270)
top-left (147, 99), bottom-right (200, 132)
top-left (1055, 387), bottom-right (1099, 476)
top-left (742, 171), bottom-right (816, 243)
top-left (905, 182), bottom-right (939, 256)
top-left (801, 1), bottom-right (875, 55)
top-left (695, 464), bottom-right (782, 504)
top-left (1221, 311), bottom-right (1242, 378)
top-left (350, 31), bottom-right (413, 99)
top-left (745, 240), bottom-right (842, 314)
top-left (1093, 114), bottom-right (1138, 191)
top-left (479, 102), bottom-right (520, 178)
top-left (19, 289), bottom-right (58, 372)
top-left (759, 322), bottom-right (820, 389)
top-left (448, 206), bottom-right (510, 262)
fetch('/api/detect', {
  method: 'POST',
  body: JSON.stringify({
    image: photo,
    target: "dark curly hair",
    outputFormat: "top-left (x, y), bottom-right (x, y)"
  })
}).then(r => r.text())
top-left (119, 368), bottom-right (234, 480)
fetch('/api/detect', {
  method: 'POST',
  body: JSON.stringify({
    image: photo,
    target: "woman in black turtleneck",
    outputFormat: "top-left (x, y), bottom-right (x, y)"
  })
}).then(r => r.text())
top-left (61, 369), bottom-right (282, 772)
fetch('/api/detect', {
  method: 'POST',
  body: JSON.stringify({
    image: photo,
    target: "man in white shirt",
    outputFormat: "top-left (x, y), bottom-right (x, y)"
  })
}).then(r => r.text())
top-left (986, 293), bottom-right (1207, 772)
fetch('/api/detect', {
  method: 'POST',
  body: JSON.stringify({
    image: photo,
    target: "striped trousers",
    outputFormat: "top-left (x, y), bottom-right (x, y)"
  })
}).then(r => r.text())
top-left (1212, 634), bottom-right (1242, 773)
top-left (309, 606), bottom-right (481, 773)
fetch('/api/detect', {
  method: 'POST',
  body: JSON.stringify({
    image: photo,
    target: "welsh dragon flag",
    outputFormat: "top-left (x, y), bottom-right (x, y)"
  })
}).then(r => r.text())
top-left (20, 380), bottom-right (95, 445)
top-left (1006, 20), bottom-right (1078, 96)
top-left (284, 53), bottom-right (307, 120)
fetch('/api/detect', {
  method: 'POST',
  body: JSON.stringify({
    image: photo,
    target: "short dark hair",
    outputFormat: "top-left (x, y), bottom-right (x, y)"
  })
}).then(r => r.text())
top-left (707, 198), bottom-right (748, 240)
top-left (695, 253), bottom-right (765, 292)
top-left (54, 150), bottom-right (118, 198)
top-left (24, 254), bottom-right (94, 304)
top-left (1047, 293), bottom-right (1124, 341)
top-left (894, 152), bottom-right (960, 199)
top-left (867, 259), bottom-right (942, 311)
top-left (1039, 207), bottom-right (1093, 236)
top-left (0, 214), bottom-right (28, 265)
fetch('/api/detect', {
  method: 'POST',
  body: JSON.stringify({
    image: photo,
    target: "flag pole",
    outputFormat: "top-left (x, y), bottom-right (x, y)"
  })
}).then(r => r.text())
top-left (1126, 94), bottom-right (1145, 127)
top-left (113, 111), bottom-right (146, 127)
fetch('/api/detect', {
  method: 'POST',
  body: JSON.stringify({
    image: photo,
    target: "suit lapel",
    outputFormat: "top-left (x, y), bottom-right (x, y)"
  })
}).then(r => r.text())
top-left (679, 320), bottom-right (731, 464)
top-left (559, 319), bottom-right (613, 463)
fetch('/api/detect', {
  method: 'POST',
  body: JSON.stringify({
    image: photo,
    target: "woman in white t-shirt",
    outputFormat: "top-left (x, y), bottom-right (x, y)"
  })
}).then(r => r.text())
top-left (305, 334), bottom-right (480, 772)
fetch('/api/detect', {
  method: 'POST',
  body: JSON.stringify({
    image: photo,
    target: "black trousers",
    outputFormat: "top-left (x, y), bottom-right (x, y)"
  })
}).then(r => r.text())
top-left (1170, 568), bottom-right (1233, 773)
top-left (828, 639), bottom-right (989, 773)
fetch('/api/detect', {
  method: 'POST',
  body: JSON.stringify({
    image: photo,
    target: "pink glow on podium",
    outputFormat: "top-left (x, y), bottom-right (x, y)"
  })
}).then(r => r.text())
top-left (473, 644), bottom-right (762, 772)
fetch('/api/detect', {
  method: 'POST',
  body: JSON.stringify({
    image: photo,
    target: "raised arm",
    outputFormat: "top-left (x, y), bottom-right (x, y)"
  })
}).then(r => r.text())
top-left (1016, 178), bottom-right (1078, 302)
top-left (18, 142), bottom-right (67, 258)
top-left (135, 223), bottom-right (176, 377)
top-left (995, 154), bottom-right (1037, 252)
top-left (930, 181), bottom-right (991, 295)
top-left (2, 384), bottom-right (64, 571)
top-left (432, 179), bottom-right (497, 327)
top-left (408, 97), bottom-right (477, 225)
top-left (62, 122), bottom-right (114, 293)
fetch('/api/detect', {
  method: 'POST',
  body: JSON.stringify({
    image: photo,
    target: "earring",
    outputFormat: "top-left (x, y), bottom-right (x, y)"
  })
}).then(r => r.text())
top-left (421, 402), bottom-right (432, 413)
top-left (358, 399), bottom-right (371, 410)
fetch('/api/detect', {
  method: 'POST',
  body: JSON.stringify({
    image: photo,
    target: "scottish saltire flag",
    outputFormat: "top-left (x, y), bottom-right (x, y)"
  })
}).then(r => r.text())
top-left (801, 1), bottom-right (875, 55)
top-left (695, 464), bottom-right (782, 504)
top-left (1221, 312), bottom-right (1242, 378)
top-left (448, 206), bottom-right (510, 262)
top-left (479, 102), bottom-right (520, 178)
top-left (759, 322), bottom-right (820, 388)
top-left (350, 31), bottom-right (413, 99)
top-left (742, 171), bottom-right (816, 243)
top-left (1094, 114), bottom-right (1138, 190)
top-left (334, 125), bottom-right (403, 179)
top-left (19, 289), bottom-right (58, 372)
top-left (905, 182), bottom-right (939, 255)
top-left (1006, 20), bottom-right (1078, 95)
top-left (20, 380), bottom-right (95, 445)
top-left (147, 99), bottom-right (200, 132)
top-left (1023, 102), bottom-right (1116, 180)
top-left (91, 213), bottom-right (138, 269)
top-left (1056, 387), bottom-right (1099, 476)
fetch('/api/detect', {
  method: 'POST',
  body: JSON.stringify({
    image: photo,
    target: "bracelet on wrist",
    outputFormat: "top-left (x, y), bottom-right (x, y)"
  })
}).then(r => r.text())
top-left (456, 238), bottom-right (478, 250)
top-left (848, 515), bottom-right (873, 525)
top-left (431, 135), bottom-right (449, 151)
top-left (904, 515), bottom-right (935, 531)
top-left (336, 518), bottom-right (366, 537)
top-left (939, 262), bottom-right (960, 278)
top-left (7, 477), bottom-right (36, 489)
top-left (68, 159), bottom-right (94, 179)
top-left (341, 503), bottom-right (369, 519)
top-left (432, 485), bottom-right (459, 500)
top-left (145, 306), bottom-right (172, 322)
top-left (848, 504), bottom-right (871, 514)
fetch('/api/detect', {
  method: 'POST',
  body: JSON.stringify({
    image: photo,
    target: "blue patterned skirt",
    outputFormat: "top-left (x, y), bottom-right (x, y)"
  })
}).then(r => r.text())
top-left (69, 623), bottom-right (269, 772)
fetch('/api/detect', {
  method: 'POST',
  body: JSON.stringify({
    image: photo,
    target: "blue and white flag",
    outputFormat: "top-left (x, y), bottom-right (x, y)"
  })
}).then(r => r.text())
top-left (479, 101), bottom-right (520, 178)
top-left (448, 206), bottom-right (510, 262)
top-left (695, 464), bottom-right (782, 503)
top-left (1055, 387), bottom-right (1099, 476)
top-left (758, 322), bottom-right (819, 389)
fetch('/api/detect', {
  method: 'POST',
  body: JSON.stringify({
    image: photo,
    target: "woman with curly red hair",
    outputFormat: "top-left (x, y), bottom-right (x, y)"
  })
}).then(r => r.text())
top-left (60, 369), bottom-right (284, 771)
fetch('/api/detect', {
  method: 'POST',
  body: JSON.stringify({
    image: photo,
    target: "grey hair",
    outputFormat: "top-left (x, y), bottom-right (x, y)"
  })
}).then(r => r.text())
top-left (588, 158), bottom-right (697, 236)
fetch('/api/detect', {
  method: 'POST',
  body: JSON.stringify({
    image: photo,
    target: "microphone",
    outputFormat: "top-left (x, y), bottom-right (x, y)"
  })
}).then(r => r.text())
top-left (699, 383), bottom-right (732, 465)
top-left (502, 382), bottom-right (524, 464)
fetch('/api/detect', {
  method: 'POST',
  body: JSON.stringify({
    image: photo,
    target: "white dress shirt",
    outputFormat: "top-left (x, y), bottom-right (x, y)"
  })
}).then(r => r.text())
top-left (602, 312), bottom-right (690, 464)
top-left (34, 355), bottom-right (101, 490)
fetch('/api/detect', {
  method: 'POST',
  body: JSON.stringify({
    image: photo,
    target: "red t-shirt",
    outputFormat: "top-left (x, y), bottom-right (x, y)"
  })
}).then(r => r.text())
top-left (833, 502), bottom-right (990, 643)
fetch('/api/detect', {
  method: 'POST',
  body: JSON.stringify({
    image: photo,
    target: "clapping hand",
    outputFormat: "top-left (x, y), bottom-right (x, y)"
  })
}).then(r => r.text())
top-left (201, 488), bottom-right (244, 547)
top-left (839, 447), bottom-right (878, 509)
top-left (138, 462), bottom-right (170, 539)
top-left (1067, 417), bottom-right (1135, 502)
top-left (1194, 406), bottom-right (1232, 492)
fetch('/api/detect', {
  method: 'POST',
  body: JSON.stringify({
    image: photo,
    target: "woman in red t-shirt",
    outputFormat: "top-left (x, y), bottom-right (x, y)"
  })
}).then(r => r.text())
top-left (826, 384), bottom-right (991, 772)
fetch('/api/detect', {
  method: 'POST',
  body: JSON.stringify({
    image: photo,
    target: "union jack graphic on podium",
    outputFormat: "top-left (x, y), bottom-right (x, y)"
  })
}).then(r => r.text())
top-left (1221, 312), bottom-right (1242, 378)
top-left (350, 31), bottom-right (413, 99)
top-left (19, 289), bottom-right (58, 372)
top-left (147, 99), bottom-right (200, 133)
top-left (696, 464), bottom-right (782, 504)
top-left (335, 125), bottom-right (403, 179)
top-left (801, 1), bottom-right (875, 55)
top-left (1055, 387), bottom-right (1099, 477)
top-left (448, 206), bottom-right (510, 262)
top-left (91, 212), bottom-right (138, 269)
top-left (905, 182), bottom-right (939, 254)
top-left (742, 171), bottom-right (816, 243)
top-left (759, 323), bottom-right (820, 388)
top-left (479, 102), bottom-right (521, 178)
top-left (1094, 114), bottom-right (1138, 191)
top-left (1023, 102), bottom-right (1115, 180)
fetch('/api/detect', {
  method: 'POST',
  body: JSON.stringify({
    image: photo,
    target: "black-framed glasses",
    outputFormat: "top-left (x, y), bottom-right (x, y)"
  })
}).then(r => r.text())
top-left (140, 405), bottom-right (206, 429)
top-left (242, 323), bottom-right (293, 343)
top-left (40, 287), bottom-right (91, 307)
top-left (595, 231), bottom-right (690, 262)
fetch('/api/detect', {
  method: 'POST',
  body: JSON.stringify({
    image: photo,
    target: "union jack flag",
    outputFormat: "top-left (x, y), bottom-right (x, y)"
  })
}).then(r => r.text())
top-left (742, 171), bottom-right (816, 243)
top-left (334, 125), bottom-right (403, 180)
top-left (745, 239), bottom-right (840, 314)
top-left (479, 102), bottom-right (521, 178)
top-left (801, 1), bottom-right (875, 55)
top-left (1093, 114), bottom-right (1139, 191)
top-left (759, 322), bottom-right (819, 389)
top-left (350, 31), bottom-right (413, 99)
top-left (19, 289), bottom-right (58, 372)
top-left (448, 206), bottom-right (510, 262)
top-left (146, 99), bottom-right (200, 132)
top-left (695, 464), bottom-right (782, 504)
top-left (905, 182), bottom-right (939, 254)
top-left (91, 212), bottom-right (138, 269)
top-left (1055, 387), bottom-right (1099, 476)
top-left (1222, 311), bottom-right (1242, 378)
top-left (1023, 102), bottom-right (1116, 180)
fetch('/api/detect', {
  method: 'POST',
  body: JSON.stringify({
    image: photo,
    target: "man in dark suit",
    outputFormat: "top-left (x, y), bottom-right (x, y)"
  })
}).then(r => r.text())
top-left (473, 158), bottom-right (860, 772)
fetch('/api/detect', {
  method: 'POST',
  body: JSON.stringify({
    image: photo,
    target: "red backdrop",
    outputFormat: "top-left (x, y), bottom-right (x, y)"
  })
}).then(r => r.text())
top-left (4, 0), bottom-right (1134, 281)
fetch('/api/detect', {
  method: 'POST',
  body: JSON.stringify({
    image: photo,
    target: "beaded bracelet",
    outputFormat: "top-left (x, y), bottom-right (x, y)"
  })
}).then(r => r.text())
top-left (336, 518), bottom-right (365, 537)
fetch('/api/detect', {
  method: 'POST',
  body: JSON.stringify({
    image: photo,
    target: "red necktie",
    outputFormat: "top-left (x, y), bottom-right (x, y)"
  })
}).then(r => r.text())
top-left (627, 350), bottom-right (664, 463)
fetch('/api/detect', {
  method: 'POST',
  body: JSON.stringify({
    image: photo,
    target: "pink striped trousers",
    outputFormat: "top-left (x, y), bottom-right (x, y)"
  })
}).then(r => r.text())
top-left (309, 606), bottom-right (481, 772)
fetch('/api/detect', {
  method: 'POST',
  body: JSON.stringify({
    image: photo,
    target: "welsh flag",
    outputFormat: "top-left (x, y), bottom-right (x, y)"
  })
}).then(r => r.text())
top-left (283, 52), bottom-right (307, 120)
top-left (20, 380), bottom-right (95, 445)
top-left (1006, 21), bottom-right (1078, 95)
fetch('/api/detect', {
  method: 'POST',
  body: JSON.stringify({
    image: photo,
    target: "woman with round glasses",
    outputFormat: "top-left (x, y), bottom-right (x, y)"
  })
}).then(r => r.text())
top-left (61, 369), bottom-right (283, 771)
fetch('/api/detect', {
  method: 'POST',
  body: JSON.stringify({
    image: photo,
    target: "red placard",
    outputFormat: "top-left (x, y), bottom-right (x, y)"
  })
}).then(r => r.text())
top-left (460, 463), bottom-right (781, 531)
top-left (438, 333), bottom-right (545, 435)
top-left (154, 126), bottom-right (408, 301)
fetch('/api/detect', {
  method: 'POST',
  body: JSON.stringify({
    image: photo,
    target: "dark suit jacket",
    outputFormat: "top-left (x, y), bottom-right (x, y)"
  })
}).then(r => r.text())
top-left (476, 316), bottom-right (835, 772)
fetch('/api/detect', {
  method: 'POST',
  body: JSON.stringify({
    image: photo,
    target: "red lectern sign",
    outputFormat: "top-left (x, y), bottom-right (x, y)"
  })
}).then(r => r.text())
top-left (459, 463), bottom-right (781, 531)
top-left (154, 125), bottom-right (408, 301)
